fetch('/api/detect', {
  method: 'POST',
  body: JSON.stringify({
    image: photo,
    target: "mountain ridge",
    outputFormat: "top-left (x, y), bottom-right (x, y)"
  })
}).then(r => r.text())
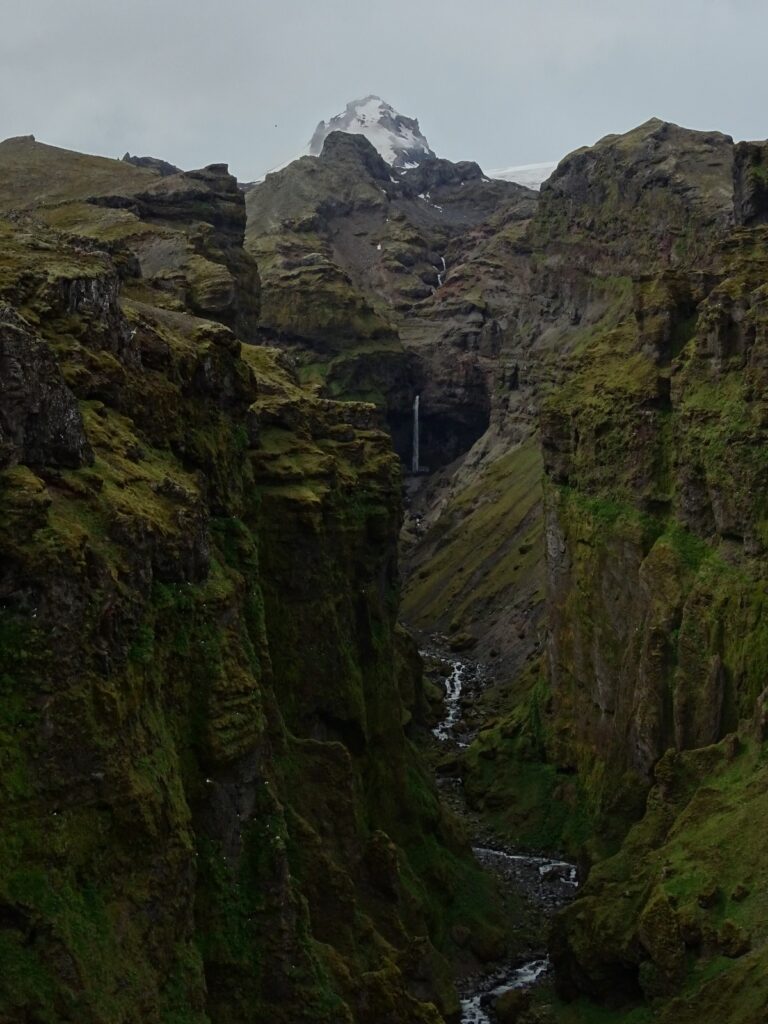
top-left (256, 95), bottom-right (559, 189)
top-left (309, 94), bottom-right (435, 168)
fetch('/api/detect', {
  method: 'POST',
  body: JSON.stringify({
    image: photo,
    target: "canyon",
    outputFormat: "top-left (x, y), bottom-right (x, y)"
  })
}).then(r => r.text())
top-left (1, 102), bottom-right (768, 1024)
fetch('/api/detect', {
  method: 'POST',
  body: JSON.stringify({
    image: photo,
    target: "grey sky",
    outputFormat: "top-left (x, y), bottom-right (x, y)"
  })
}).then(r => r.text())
top-left (2, 0), bottom-right (767, 181)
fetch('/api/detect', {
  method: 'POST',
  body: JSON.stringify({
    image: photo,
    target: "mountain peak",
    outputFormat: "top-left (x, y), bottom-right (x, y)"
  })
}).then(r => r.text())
top-left (308, 96), bottom-right (436, 169)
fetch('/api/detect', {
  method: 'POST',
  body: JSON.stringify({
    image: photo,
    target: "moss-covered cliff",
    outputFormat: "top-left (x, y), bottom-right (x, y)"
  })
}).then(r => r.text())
top-left (534, 126), bottom-right (768, 1019)
top-left (0, 137), bottom-right (505, 1024)
top-left (405, 118), bottom-right (768, 1022)
top-left (455, 120), bottom-right (768, 1021)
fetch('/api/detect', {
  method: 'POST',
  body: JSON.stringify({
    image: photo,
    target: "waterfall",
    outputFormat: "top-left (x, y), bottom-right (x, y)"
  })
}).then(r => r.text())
top-left (437, 255), bottom-right (447, 287)
top-left (412, 394), bottom-right (420, 473)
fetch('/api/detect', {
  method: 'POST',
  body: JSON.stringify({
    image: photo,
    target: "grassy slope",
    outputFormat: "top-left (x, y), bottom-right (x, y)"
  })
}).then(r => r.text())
top-left (403, 438), bottom-right (544, 639)
top-left (0, 137), bottom-right (152, 210)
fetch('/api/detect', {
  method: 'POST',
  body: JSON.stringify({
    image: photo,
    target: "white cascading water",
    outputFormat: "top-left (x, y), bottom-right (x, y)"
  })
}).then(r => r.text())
top-left (437, 255), bottom-right (447, 287)
top-left (460, 846), bottom-right (578, 1022)
top-left (460, 959), bottom-right (550, 1024)
top-left (425, 647), bottom-right (578, 1021)
top-left (412, 394), bottom-right (420, 473)
top-left (431, 660), bottom-right (466, 743)
top-left (473, 847), bottom-right (579, 887)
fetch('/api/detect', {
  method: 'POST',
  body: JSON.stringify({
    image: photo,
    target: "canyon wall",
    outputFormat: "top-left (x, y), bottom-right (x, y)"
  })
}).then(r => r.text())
top-left (0, 137), bottom-right (503, 1024)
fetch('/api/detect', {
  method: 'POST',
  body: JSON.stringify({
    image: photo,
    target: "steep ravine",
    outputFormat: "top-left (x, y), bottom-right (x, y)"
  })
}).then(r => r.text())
top-left (0, 136), bottom-right (509, 1024)
top-left (402, 120), bottom-right (768, 1024)
top-left (4, 112), bottom-right (768, 1024)
top-left (243, 114), bottom-right (768, 1022)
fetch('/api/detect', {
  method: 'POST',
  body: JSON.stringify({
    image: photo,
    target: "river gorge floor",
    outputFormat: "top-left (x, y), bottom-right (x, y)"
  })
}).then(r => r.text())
top-left (421, 642), bottom-right (579, 1023)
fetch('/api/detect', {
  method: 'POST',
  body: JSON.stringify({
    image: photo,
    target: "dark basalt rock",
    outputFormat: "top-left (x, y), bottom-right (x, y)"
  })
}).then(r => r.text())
top-left (400, 157), bottom-right (485, 194)
top-left (0, 307), bottom-right (93, 469)
top-left (122, 151), bottom-right (183, 177)
top-left (734, 139), bottom-right (768, 226)
top-left (320, 129), bottom-right (393, 182)
top-left (91, 163), bottom-right (247, 246)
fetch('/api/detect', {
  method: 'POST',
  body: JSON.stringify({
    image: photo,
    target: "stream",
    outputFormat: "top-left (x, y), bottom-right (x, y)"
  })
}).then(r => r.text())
top-left (459, 956), bottom-right (549, 1024)
top-left (431, 659), bottom-right (468, 744)
top-left (424, 644), bottom-right (579, 1024)
top-left (459, 847), bottom-right (578, 1023)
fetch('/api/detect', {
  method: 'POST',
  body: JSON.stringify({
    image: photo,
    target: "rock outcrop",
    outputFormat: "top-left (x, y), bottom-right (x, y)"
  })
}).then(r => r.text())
top-left (0, 307), bottom-right (93, 469)
top-left (246, 130), bottom-right (536, 471)
top-left (122, 152), bottom-right (183, 177)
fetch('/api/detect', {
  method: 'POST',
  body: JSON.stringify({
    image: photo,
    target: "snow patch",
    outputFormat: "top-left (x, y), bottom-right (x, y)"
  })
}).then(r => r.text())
top-left (308, 95), bottom-right (435, 169)
top-left (486, 160), bottom-right (558, 190)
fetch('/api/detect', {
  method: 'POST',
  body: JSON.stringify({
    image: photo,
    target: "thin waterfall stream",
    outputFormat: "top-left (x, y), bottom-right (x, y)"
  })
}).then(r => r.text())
top-left (412, 394), bottom-right (421, 474)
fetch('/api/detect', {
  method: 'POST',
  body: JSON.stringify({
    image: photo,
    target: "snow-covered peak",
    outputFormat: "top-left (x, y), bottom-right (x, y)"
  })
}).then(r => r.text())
top-left (486, 161), bottom-right (558, 190)
top-left (308, 95), bottom-right (435, 169)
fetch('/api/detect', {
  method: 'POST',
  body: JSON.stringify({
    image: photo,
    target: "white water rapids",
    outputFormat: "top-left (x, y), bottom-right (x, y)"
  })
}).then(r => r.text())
top-left (425, 647), bottom-right (579, 1022)
top-left (431, 659), bottom-right (467, 744)
top-left (474, 847), bottom-right (578, 888)
top-left (460, 957), bottom-right (550, 1023)
top-left (459, 847), bottom-right (578, 1023)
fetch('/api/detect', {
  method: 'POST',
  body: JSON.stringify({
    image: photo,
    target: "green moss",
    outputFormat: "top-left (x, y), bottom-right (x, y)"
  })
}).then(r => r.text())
top-left (657, 523), bottom-right (712, 571)
top-left (461, 662), bottom-right (595, 856)
top-left (545, 991), bottom-right (654, 1024)
top-left (403, 438), bottom-right (545, 633)
top-left (553, 732), bottom-right (768, 1018)
top-left (0, 199), bottom-right (488, 1024)
top-left (128, 623), bottom-right (156, 663)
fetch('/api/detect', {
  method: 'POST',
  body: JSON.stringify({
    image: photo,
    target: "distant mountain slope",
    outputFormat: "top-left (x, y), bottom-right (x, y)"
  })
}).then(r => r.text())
top-left (259, 96), bottom-right (559, 192)
top-left (245, 129), bottom-right (537, 470)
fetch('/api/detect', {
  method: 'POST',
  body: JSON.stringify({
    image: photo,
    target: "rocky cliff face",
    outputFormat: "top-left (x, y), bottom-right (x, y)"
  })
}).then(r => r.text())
top-left (308, 96), bottom-right (436, 169)
top-left (389, 117), bottom-right (768, 1021)
top-left (535, 119), bottom-right (757, 781)
top-left (246, 131), bottom-right (536, 469)
top-left (0, 137), bottom-right (504, 1024)
top-left (419, 118), bottom-right (758, 788)
top-left (530, 122), bottom-right (768, 1018)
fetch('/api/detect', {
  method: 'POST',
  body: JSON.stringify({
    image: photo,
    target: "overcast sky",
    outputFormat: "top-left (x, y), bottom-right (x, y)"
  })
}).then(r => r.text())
top-left (2, 0), bottom-right (767, 180)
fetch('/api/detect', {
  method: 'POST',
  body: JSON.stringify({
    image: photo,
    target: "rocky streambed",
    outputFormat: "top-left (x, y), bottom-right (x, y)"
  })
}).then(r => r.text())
top-left (459, 847), bottom-right (577, 1023)
top-left (422, 642), bottom-right (490, 748)
top-left (423, 643), bottom-right (579, 1023)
